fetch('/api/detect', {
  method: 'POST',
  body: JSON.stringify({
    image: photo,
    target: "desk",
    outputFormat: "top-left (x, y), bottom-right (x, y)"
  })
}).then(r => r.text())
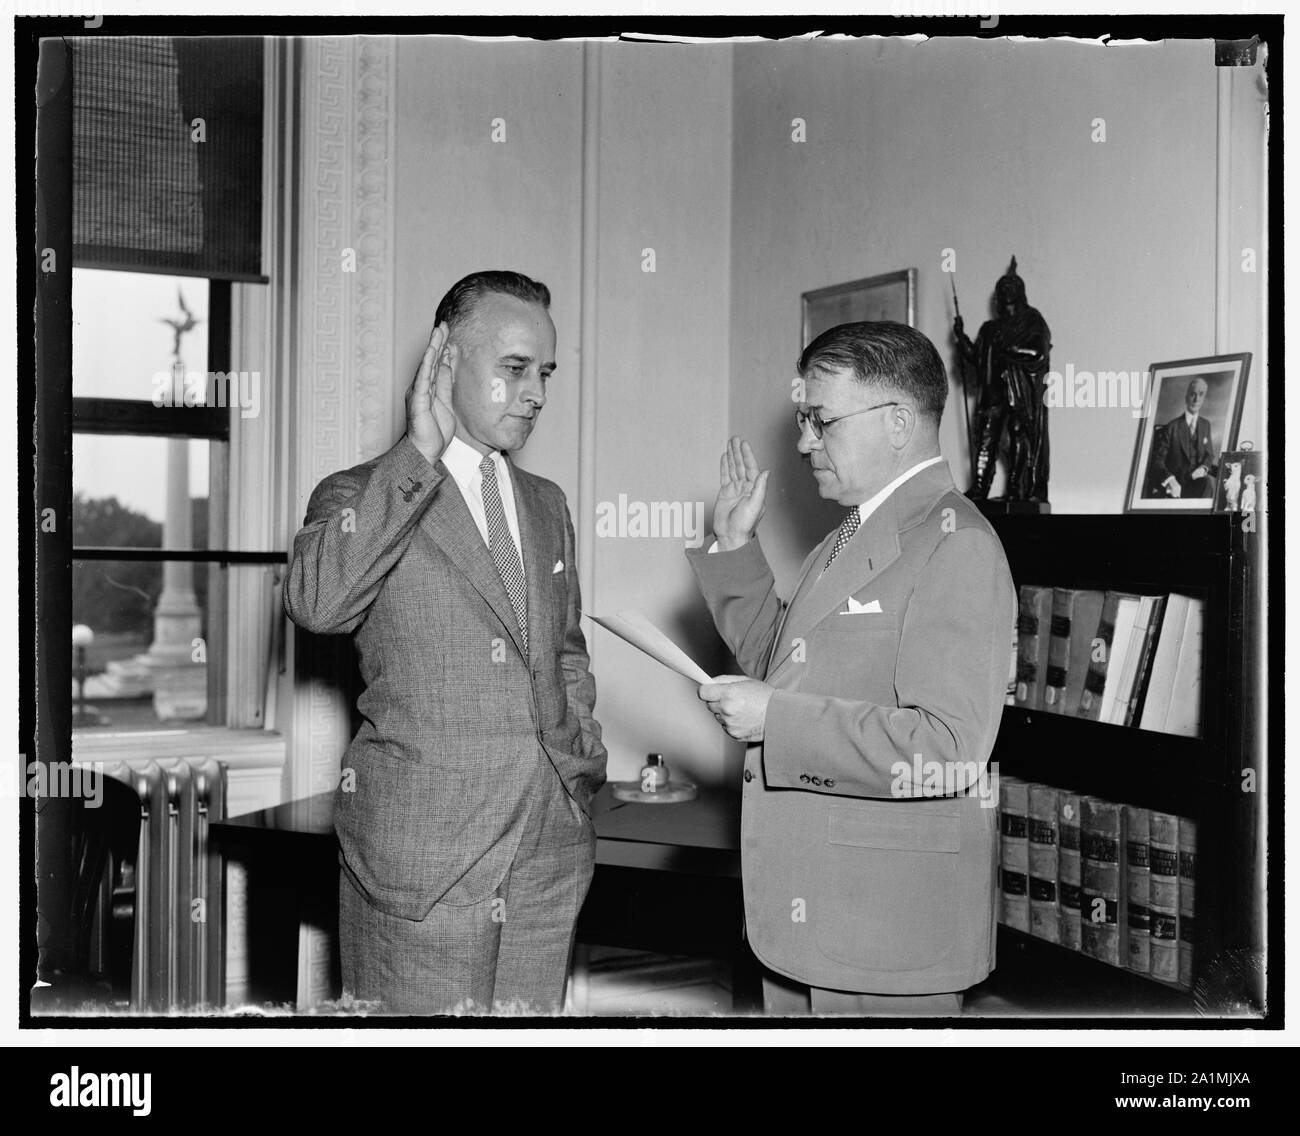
top-left (213, 782), bottom-right (756, 1012)
top-left (590, 783), bottom-right (740, 872)
top-left (214, 791), bottom-right (340, 1007)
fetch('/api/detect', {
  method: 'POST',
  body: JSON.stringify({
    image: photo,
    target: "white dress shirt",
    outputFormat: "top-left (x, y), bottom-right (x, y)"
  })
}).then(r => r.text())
top-left (1185, 411), bottom-right (1199, 431)
top-left (440, 434), bottom-right (525, 576)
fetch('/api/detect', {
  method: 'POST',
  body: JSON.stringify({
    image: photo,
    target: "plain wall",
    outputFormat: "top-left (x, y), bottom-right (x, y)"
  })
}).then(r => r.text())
top-left (1224, 61), bottom-right (1268, 453)
top-left (583, 44), bottom-right (739, 784)
top-left (729, 37), bottom-right (1262, 589)
top-left (394, 38), bottom-right (586, 502)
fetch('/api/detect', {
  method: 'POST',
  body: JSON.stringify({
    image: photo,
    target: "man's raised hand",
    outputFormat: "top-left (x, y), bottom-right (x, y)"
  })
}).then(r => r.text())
top-left (713, 436), bottom-right (769, 551)
top-left (406, 322), bottom-right (458, 465)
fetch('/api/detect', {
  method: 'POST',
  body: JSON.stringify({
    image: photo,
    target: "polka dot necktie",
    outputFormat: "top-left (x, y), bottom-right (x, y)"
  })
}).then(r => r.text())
top-left (823, 506), bottom-right (861, 572)
top-left (479, 454), bottom-right (528, 653)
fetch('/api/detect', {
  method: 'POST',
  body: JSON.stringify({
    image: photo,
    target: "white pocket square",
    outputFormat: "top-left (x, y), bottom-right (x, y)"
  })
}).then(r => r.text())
top-left (842, 596), bottom-right (883, 615)
top-left (553, 560), bottom-right (565, 574)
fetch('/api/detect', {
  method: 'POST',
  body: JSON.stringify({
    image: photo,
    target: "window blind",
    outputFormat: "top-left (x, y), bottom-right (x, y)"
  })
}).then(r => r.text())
top-left (71, 36), bottom-right (265, 282)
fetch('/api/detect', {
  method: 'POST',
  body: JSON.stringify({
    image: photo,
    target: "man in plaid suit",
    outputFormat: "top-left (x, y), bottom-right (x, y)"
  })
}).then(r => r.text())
top-left (285, 271), bottom-right (606, 1014)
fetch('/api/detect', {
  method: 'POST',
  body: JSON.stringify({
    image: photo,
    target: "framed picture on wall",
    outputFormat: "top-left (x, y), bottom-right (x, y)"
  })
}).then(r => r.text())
top-left (801, 268), bottom-right (916, 347)
top-left (1124, 353), bottom-right (1251, 514)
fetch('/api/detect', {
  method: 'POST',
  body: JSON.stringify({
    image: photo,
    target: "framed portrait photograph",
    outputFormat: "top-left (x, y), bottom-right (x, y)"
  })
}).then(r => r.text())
top-left (1124, 353), bottom-right (1251, 514)
top-left (801, 268), bottom-right (916, 347)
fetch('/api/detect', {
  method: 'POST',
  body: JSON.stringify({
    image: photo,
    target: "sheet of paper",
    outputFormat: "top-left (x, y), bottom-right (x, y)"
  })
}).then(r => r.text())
top-left (586, 609), bottom-right (713, 685)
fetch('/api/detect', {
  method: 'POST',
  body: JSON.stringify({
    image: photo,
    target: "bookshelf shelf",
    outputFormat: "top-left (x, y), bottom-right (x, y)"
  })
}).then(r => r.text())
top-left (984, 511), bottom-right (1263, 1018)
top-left (994, 708), bottom-right (1213, 818)
top-left (970, 927), bottom-right (1200, 1018)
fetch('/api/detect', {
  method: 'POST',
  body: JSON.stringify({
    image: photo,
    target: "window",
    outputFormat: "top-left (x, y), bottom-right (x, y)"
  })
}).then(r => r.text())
top-left (72, 268), bottom-right (265, 732)
top-left (60, 35), bottom-right (281, 737)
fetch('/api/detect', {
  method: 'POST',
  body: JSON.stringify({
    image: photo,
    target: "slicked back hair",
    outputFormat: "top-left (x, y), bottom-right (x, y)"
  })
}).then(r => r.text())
top-left (434, 270), bottom-right (552, 344)
top-left (798, 320), bottom-right (948, 421)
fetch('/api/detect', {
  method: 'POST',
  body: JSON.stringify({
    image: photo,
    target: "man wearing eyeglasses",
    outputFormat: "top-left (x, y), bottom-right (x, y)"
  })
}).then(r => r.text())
top-left (688, 321), bottom-right (1016, 1015)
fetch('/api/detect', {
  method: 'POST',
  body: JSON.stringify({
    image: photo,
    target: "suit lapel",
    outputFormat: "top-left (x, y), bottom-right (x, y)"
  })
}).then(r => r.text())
top-left (764, 532), bottom-right (833, 678)
top-left (418, 461), bottom-right (528, 658)
top-left (766, 497), bottom-right (902, 683)
top-left (766, 462), bottom-right (953, 684)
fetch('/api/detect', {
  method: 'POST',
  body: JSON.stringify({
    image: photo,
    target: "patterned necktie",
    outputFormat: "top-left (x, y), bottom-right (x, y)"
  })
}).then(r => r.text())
top-left (823, 506), bottom-right (862, 572)
top-left (479, 454), bottom-right (528, 653)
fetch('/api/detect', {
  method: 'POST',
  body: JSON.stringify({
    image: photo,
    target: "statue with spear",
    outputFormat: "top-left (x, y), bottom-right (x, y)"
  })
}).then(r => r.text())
top-left (951, 257), bottom-right (1053, 503)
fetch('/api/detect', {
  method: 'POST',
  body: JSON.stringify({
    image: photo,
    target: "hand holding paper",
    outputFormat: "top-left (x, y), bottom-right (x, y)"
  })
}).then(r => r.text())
top-left (698, 675), bottom-right (773, 742)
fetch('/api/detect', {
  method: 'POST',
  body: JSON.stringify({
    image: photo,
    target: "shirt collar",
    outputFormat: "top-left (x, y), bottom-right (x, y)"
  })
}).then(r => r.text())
top-left (856, 455), bottom-right (945, 522)
top-left (1185, 411), bottom-right (1198, 427)
top-left (442, 433), bottom-right (505, 484)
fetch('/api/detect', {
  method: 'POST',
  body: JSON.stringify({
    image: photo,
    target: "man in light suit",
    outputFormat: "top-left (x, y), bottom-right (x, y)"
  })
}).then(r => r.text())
top-left (1153, 376), bottom-right (1217, 498)
top-left (284, 271), bottom-right (606, 1014)
top-left (689, 321), bottom-right (1015, 1015)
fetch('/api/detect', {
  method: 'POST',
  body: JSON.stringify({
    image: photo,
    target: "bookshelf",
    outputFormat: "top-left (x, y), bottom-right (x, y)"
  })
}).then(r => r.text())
top-left (982, 513), bottom-right (1264, 1017)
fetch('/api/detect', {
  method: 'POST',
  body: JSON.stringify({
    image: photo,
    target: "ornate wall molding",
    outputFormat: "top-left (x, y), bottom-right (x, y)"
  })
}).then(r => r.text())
top-left (285, 38), bottom-right (398, 1007)
top-left (291, 35), bottom-right (398, 803)
top-left (354, 36), bottom-right (397, 462)
top-left (297, 36), bottom-right (396, 486)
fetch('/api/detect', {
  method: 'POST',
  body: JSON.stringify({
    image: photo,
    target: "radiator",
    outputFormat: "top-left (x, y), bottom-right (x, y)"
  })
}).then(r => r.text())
top-left (97, 759), bottom-right (226, 1011)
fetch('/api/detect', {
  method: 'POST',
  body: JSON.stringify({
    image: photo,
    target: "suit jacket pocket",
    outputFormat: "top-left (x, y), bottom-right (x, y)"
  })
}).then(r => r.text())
top-left (809, 618), bottom-right (901, 702)
top-left (814, 799), bottom-right (962, 972)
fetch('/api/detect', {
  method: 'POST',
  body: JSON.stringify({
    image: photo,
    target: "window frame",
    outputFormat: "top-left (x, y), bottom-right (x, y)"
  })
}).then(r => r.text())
top-left (70, 275), bottom-right (287, 732)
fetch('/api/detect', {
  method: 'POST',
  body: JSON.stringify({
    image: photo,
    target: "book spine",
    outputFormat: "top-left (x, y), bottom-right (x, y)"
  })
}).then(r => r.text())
top-left (1100, 596), bottom-right (1140, 725)
top-left (1165, 600), bottom-right (1205, 738)
top-left (1080, 796), bottom-right (1126, 967)
top-left (1125, 597), bottom-right (1167, 727)
top-left (1124, 805), bottom-right (1152, 974)
top-left (1110, 598), bottom-right (1151, 726)
top-left (1140, 594), bottom-right (1190, 733)
top-left (1149, 812), bottom-right (1180, 984)
top-left (1058, 791), bottom-right (1083, 952)
top-left (1014, 586), bottom-right (1052, 711)
top-left (1063, 591), bottom-right (1105, 717)
top-left (1042, 591), bottom-right (1074, 714)
top-left (999, 776), bottom-right (1030, 933)
top-left (1027, 783), bottom-right (1060, 943)
top-left (1178, 818), bottom-right (1197, 989)
top-left (1077, 593), bottom-right (1120, 721)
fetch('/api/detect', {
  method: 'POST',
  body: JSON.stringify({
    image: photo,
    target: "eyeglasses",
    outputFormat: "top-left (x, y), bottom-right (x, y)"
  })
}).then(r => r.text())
top-left (795, 401), bottom-right (899, 440)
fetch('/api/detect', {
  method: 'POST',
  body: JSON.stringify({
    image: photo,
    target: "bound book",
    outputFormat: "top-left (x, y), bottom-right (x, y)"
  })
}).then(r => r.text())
top-left (1077, 591), bottom-right (1141, 721)
top-left (1115, 595), bottom-right (1167, 726)
top-left (1098, 594), bottom-right (1144, 724)
top-left (1139, 594), bottom-right (1203, 735)
top-left (1080, 796), bottom-right (1126, 967)
top-left (1014, 586), bottom-right (1054, 711)
top-left (1034, 590), bottom-right (1097, 712)
top-left (999, 776), bottom-right (1030, 933)
top-left (1124, 805), bottom-right (1152, 974)
top-left (1027, 783), bottom-right (1060, 943)
top-left (1165, 601), bottom-right (1205, 738)
top-left (1057, 790), bottom-right (1084, 952)
top-left (1043, 589), bottom-right (1104, 715)
top-left (1149, 812), bottom-right (1181, 984)
top-left (1178, 818), bottom-right (1197, 989)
